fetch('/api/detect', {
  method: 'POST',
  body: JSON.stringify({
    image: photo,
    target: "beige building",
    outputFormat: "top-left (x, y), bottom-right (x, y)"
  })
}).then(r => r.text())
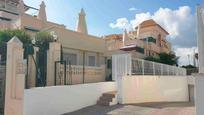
top-left (0, 0), bottom-right (108, 84)
top-left (105, 19), bottom-right (171, 58)
top-left (0, 0), bottom-right (107, 67)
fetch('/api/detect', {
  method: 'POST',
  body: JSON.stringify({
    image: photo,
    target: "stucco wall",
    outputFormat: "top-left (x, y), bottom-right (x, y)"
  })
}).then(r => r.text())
top-left (195, 74), bottom-right (204, 115)
top-left (24, 82), bottom-right (116, 115)
top-left (120, 76), bottom-right (189, 104)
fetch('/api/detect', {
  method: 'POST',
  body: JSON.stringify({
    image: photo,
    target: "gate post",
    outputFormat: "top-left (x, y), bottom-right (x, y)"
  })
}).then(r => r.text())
top-left (47, 42), bottom-right (61, 86)
top-left (4, 36), bottom-right (25, 115)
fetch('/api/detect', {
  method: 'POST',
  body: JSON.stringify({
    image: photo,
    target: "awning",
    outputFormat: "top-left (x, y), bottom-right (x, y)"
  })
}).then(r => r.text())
top-left (120, 44), bottom-right (137, 51)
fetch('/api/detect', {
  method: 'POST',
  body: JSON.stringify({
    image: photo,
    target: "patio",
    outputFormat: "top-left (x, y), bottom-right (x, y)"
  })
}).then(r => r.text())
top-left (63, 102), bottom-right (195, 115)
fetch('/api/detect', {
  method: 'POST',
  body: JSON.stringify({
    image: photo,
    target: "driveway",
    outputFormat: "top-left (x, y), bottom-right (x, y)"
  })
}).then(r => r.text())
top-left (63, 102), bottom-right (195, 115)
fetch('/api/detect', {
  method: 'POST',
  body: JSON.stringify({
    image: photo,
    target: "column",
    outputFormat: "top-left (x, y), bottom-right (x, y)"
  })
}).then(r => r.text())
top-left (196, 5), bottom-right (204, 115)
top-left (46, 42), bottom-right (61, 86)
top-left (4, 36), bottom-right (25, 115)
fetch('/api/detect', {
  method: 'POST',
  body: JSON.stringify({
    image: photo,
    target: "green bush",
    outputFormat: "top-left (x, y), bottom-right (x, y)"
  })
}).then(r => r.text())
top-left (0, 29), bottom-right (31, 61)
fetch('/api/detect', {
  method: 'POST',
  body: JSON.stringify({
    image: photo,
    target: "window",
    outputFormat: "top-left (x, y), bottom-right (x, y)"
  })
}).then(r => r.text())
top-left (135, 47), bottom-right (144, 54)
top-left (107, 59), bottom-right (112, 69)
top-left (63, 53), bottom-right (77, 65)
top-left (88, 56), bottom-right (96, 66)
top-left (143, 37), bottom-right (156, 44)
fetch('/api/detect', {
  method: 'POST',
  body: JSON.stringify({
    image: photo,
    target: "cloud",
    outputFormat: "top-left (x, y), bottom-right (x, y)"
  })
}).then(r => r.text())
top-left (110, 6), bottom-right (197, 65)
top-left (175, 47), bottom-right (198, 66)
top-left (109, 18), bottom-right (129, 29)
top-left (110, 6), bottom-right (196, 48)
top-left (129, 7), bottom-right (137, 11)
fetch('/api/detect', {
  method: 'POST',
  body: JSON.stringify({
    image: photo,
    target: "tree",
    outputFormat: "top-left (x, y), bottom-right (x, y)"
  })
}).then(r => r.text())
top-left (0, 29), bottom-right (31, 61)
top-left (144, 56), bottom-right (160, 62)
top-left (34, 31), bottom-right (55, 87)
top-left (35, 31), bottom-right (54, 50)
top-left (145, 52), bottom-right (179, 66)
top-left (182, 64), bottom-right (198, 75)
top-left (159, 52), bottom-right (179, 66)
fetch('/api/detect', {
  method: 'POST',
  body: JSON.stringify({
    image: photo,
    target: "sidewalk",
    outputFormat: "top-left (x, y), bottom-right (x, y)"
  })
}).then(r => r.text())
top-left (63, 102), bottom-right (195, 115)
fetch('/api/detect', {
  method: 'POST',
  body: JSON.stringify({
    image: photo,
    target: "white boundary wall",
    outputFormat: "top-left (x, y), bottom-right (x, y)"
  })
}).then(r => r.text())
top-left (120, 76), bottom-right (189, 104)
top-left (24, 82), bottom-right (116, 115)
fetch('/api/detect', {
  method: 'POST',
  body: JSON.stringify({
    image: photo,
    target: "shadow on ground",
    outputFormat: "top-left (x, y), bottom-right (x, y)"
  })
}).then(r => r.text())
top-left (63, 102), bottom-right (195, 115)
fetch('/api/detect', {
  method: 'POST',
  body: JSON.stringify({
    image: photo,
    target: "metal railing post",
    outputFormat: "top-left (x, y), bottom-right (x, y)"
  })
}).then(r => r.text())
top-left (142, 60), bottom-right (144, 75)
top-left (153, 62), bottom-right (155, 75)
top-left (161, 64), bottom-right (163, 76)
top-left (167, 66), bottom-right (170, 76)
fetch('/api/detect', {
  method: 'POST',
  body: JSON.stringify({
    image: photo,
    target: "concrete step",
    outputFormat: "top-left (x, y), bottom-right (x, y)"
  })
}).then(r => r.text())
top-left (99, 96), bottom-right (113, 102)
top-left (97, 100), bottom-right (110, 106)
top-left (102, 91), bottom-right (117, 98)
top-left (97, 91), bottom-right (117, 106)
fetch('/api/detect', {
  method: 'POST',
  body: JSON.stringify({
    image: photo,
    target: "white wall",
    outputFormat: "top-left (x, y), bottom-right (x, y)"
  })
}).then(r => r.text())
top-left (24, 82), bottom-right (116, 115)
top-left (187, 76), bottom-right (195, 85)
top-left (120, 76), bottom-right (189, 104)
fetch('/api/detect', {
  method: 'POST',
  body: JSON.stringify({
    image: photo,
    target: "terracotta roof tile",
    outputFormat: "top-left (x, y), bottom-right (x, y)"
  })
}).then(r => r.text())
top-left (104, 34), bottom-right (123, 41)
top-left (139, 19), bottom-right (169, 35)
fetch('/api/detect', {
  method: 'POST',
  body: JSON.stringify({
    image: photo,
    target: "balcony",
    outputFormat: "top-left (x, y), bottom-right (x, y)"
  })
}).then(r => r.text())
top-left (147, 43), bottom-right (161, 53)
top-left (107, 42), bottom-right (123, 51)
top-left (161, 47), bottom-right (170, 53)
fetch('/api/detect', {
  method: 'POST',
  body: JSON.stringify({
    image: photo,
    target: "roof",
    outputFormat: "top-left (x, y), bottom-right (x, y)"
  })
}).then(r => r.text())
top-left (0, 0), bottom-right (19, 2)
top-left (104, 34), bottom-right (123, 41)
top-left (139, 19), bottom-right (169, 35)
top-left (0, 0), bottom-right (38, 11)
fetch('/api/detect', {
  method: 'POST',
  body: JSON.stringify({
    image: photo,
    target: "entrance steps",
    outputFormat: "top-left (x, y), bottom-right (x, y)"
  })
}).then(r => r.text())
top-left (97, 91), bottom-right (117, 106)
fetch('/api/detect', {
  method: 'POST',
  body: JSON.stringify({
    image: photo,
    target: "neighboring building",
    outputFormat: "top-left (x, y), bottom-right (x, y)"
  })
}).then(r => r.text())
top-left (104, 19), bottom-right (171, 58)
top-left (0, 0), bottom-right (107, 83)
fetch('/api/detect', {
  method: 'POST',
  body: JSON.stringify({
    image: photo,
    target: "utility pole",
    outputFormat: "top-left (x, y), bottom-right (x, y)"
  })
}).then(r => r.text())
top-left (4, 0), bottom-right (6, 9)
top-left (193, 48), bottom-right (196, 67)
top-left (187, 54), bottom-right (190, 65)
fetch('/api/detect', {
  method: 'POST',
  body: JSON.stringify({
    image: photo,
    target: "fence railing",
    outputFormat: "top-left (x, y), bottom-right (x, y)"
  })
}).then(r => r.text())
top-left (0, 78), bottom-right (5, 111)
top-left (56, 65), bottom-right (106, 85)
top-left (0, 64), bottom-right (5, 111)
top-left (132, 58), bottom-right (186, 76)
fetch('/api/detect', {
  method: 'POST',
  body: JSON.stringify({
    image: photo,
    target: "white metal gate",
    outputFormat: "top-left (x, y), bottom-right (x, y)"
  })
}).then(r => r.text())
top-left (112, 54), bottom-right (131, 103)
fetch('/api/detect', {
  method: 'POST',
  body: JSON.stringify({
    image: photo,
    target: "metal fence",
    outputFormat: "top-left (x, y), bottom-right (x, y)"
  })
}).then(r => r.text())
top-left (54, 62), bottom-right (106, 85)
top-left (0, 62), bottom-right (6, 112)
top-left (132, 58), bottom-right (186, 76)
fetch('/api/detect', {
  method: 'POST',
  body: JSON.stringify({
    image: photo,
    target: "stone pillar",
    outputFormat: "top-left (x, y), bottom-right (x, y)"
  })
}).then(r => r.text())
top-left (47, 42), bottom-right (61, 86)
top-left (27, 47), bottom-right (39, 88)
top-left (4, 36), bottom-right (25, 115)
top-left (195, 5), bottom-right (204, 115)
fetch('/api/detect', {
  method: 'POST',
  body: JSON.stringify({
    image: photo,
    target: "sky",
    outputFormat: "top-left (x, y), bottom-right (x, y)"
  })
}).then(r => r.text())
top-left (24, 0), bottom-right (203, 66)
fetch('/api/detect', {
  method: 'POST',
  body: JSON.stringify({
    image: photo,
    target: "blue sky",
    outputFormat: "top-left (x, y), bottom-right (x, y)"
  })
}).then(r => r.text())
top-left (24, 0), bottom-right (202, 36)
top-left (24, 0), bottom-right (202, 65)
